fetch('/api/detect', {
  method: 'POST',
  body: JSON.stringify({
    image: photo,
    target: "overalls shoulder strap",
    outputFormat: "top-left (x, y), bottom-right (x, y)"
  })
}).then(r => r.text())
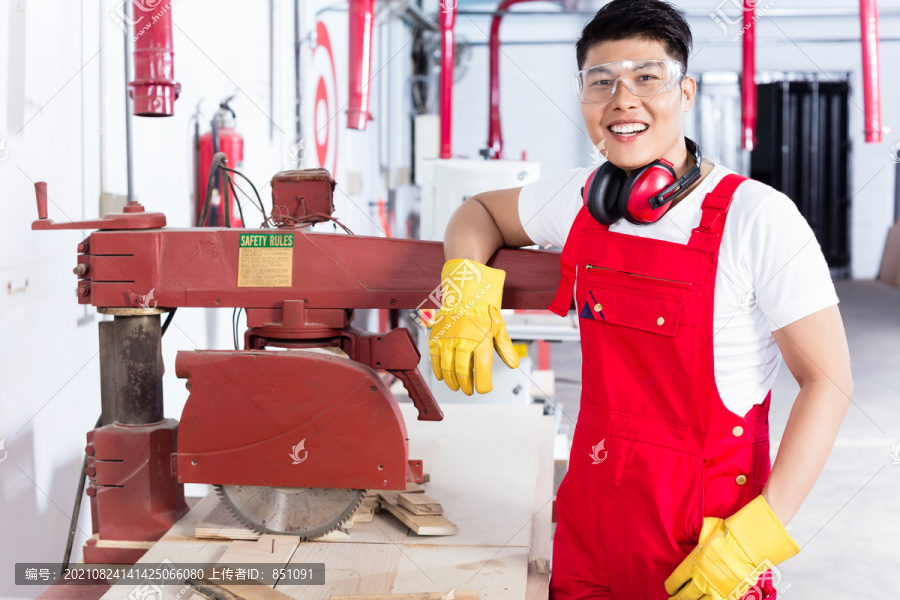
top-left (686, 173), bottom-right (747, 251)
top-left (546, 172), bottom-right (749, 317)
top-left (547, 206), bottom-right (596, 316)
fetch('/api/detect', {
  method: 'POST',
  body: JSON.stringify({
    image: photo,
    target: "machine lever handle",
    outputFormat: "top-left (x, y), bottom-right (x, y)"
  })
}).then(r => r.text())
top-left (389, 367), bottom-right (443, 422)
top-left (35, 182), bottom-right (48, 219)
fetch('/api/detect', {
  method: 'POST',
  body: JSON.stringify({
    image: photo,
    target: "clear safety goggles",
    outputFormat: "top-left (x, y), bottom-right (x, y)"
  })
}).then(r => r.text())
top-left (574, 59), bottom-right (684, 104)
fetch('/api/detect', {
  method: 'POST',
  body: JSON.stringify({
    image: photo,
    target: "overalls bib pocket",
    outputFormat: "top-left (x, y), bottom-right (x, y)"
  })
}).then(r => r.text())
top-left (576, 270), bottom-right (700, 424)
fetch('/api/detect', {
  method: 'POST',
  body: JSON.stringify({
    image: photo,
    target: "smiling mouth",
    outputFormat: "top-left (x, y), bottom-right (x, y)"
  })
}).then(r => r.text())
top-left (608, 123), bottom-right (649, 137)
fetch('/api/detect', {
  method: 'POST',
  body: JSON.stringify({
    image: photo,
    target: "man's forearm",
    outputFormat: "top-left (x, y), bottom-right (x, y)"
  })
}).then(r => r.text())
top-left (761, 380), bottom-right (851, 526)
top-left (444, 198), bottom-right (505, 263)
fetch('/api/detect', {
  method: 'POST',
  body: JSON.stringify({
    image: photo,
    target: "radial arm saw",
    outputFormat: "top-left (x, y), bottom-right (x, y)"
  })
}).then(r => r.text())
top-left (30, 169), bottom-right (564, 563)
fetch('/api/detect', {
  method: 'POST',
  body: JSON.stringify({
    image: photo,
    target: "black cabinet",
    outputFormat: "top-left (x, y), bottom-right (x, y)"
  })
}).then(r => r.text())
top-left (751, 77), bottom-right (851, 276)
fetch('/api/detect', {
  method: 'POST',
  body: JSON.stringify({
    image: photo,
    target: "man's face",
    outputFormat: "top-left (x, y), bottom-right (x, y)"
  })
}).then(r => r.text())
top-left (580, 37), bottom-right (695, 171)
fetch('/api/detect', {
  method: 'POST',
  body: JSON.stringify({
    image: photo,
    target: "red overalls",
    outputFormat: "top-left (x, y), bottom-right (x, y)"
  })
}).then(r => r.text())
top-left (546, 174), bottom-right (778, 599)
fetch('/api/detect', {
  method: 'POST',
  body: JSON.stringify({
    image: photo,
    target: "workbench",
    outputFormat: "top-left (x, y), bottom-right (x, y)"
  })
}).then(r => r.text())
top-left (95, 403), bottom-right (555, 600)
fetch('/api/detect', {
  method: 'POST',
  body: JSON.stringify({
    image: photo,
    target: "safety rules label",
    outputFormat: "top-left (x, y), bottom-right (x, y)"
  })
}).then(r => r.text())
top-left (237, 233), bottom-right (294, 287)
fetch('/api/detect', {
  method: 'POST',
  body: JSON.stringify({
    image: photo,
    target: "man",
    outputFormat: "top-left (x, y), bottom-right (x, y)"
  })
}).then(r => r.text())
top-left (428, 1), bottom-right (853, 598)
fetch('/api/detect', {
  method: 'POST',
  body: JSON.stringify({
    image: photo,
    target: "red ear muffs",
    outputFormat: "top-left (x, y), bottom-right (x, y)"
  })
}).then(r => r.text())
top-left (582, 137), bottom-right (703, 227)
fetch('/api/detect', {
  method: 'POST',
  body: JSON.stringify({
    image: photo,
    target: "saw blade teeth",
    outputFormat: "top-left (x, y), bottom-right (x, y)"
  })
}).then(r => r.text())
top-left (303, 488), bottom-right (366, 541)
top-left (215, 485), bottom-right (271, 535)
top-left (215, 486), bottom-right (368, 539)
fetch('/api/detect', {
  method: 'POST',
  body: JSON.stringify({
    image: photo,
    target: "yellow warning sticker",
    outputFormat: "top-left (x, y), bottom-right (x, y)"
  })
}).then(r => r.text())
top-left (237, 233), bottom-right (294, 287)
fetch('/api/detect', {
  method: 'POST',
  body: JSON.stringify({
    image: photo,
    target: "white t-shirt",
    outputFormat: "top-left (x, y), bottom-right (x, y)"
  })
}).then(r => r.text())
top-left (518, 162), bottom-right (839, 418)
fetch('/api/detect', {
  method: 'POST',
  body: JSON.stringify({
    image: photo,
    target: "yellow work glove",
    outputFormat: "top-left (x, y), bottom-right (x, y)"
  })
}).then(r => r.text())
top-left (428, 258), bottom-right (519, 395)
top-left (665, 495), bottom-right (800, 600)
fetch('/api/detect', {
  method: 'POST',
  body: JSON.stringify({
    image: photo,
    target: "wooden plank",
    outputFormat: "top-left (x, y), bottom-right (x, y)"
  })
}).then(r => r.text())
top-left (100, 540), bottom-right (230, 600)
top-left (276, 542), bottom-right (405, 598)
top-left (315, 511), bottom-right (410, 545)
top-left (192, 535), bottom-right (300, 592)
top-left (353, 509), bottom-right (375, 523)
top-left (525, 415), bottom-right (556, 600)
top-left (86, 533), bottom-right (155, 549)
top-left (216, 535), bottom-right (299, 564)
top-left (377, 490), bottom-right (457, 536)
top-left (397, 493), bottom-right (443, 516)
top-left (185, 568), bottom-right (295, 600)
top-left (101, 526), bottom-right (296, 600)
top-left (162, 493), bottom-right (226, 541)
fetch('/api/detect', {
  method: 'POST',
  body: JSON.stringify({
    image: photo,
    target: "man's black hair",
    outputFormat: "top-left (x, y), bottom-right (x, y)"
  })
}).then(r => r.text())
top-left (576, 0), bottom-right (693, 73)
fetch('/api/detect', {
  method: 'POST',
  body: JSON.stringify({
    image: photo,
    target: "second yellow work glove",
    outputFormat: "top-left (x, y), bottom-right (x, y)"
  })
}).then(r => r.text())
top-left (428, 258), bottom-right (519, 395)
top-left (665, 494), bottom-right (800, 600)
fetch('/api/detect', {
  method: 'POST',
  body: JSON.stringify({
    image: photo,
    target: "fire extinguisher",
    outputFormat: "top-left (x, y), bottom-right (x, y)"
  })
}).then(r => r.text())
top-left (196, 95), bottom-right (244, 226)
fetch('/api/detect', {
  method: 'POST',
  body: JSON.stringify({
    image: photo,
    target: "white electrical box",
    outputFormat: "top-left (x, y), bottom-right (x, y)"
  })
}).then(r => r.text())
top-left (417, 158), bottom-right (541, 242)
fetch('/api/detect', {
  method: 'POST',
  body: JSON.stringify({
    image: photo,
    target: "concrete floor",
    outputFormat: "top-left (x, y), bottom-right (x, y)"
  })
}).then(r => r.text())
top-left (545, 279), bottom-right (900, 596)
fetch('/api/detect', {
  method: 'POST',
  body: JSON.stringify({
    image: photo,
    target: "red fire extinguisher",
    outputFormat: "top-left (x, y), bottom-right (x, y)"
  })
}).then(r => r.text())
top-left (196, 96), bottom-right (244, 226)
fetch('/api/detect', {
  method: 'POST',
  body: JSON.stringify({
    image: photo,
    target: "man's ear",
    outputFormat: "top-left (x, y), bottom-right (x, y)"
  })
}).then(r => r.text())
top-left (681, 76), bottom-right (697, 113)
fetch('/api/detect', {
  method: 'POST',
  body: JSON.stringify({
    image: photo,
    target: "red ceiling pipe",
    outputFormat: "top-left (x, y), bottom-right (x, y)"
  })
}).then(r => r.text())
top-left (488, 0), bottom-right (557, 159)
top-left (128, 3), bottom-right (180, 116)
top-left (860, 0), bottom-right (882, 143)
top-left (741, 0), bottom-right (756, 151)
top-left (348, 0), bottom-right (375, 130)
top-left (439, 2), bottom-right (456, 159)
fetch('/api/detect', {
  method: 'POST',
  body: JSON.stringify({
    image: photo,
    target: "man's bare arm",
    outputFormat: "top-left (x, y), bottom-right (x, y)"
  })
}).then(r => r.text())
top-left (444, 187), bottom-right (537, 262)
top-left (762, 304), bottom-right (854, 526)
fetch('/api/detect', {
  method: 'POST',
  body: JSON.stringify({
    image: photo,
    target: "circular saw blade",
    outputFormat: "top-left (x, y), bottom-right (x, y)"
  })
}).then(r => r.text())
top-left (215, 485), bottom-right (366, 540)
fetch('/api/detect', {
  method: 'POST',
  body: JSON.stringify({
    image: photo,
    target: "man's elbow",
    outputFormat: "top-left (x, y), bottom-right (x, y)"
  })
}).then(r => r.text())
top-left (800, 369), bottom-right (854, 404)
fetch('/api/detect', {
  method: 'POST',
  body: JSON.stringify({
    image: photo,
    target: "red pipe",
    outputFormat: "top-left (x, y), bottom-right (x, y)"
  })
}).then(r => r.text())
top-left (860, 0), bottom-right (882, 143)
top-left (488, 0), bottom-right (556, 159)
top-left (439, 2), bottom-right (456, 159)
top-left (128, 2), bottom-right (180, 116)
top-left (741, 0), bottom-right (756, 151)
top-left (347, 0), bottom-right (375, 130)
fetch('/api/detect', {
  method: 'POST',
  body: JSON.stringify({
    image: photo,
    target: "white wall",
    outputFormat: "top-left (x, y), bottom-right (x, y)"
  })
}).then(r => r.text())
top-left (448, 0), bottom-right (900, 278)
top-left (3, 0), bottom-right (897, 597)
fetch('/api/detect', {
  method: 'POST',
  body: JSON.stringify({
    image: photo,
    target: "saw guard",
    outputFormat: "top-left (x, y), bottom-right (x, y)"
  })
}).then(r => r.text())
top-left (174, 350), bottom-right (409, 490)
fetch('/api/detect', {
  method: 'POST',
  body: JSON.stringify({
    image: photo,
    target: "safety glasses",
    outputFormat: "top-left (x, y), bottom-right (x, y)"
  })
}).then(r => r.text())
top-left (574, 59), bottom-right (684, 104)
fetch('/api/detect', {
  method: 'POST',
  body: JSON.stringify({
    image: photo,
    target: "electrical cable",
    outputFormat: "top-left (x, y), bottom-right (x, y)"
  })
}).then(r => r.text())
top-left (273, 212), bottom-right (355, 233)
top-left (227, 175), bottom-right (257, 225)
top-left (219, 166), bottom-right (267, 222)
top-left (232, 307), bottom-right (244, 350)
top-left (223, 169), bottom-right (232, 228)
top-left (199, 152), bottom-right (228, 227)
top-left (161, 308), bottom-right (176, 336)
top-left (62, 415), bottom-right (102, 571)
